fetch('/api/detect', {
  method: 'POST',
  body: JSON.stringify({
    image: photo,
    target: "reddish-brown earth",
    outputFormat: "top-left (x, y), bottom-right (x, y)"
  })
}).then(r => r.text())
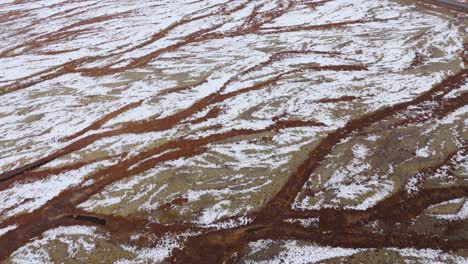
top-left (0, 0), bottom-right (467, 263)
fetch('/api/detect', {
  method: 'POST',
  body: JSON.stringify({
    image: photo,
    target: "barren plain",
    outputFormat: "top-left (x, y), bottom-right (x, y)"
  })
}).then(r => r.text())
top-left (0, 0), bottom-right (467, 263)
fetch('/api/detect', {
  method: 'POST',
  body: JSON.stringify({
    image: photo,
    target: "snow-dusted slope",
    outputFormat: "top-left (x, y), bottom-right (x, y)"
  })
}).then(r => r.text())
top-left (0, 0), bottom-right (466, 263)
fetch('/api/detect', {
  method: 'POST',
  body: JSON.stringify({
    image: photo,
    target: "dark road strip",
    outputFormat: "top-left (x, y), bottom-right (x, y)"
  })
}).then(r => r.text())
top-left (420, 0), bottom-right (468, 11)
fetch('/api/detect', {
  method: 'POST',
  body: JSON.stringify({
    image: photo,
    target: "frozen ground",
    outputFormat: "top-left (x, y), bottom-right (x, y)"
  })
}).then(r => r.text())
top-left (0, 0), bottom-right (467, 263)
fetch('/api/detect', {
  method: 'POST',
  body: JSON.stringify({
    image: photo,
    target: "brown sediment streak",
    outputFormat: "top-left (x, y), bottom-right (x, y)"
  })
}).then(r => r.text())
top-left (258, 18), bottom-right (390, 34)
top-left (260, 70), bottom-right (467, 219)
top-left (192, 1), bottom-right (334, 41)
top-left (0, 198), bottom-right (34, 217)
top-left (3, 27), bottom-right (204, 95)
top-left (263, 89), bottom-right (468, 229)
top-left (381, 185), bottom-right (468, 224)
top-left (170, 219), bottom-right (468, 263)
top-left (0, 11), bottom-right (132, 58)
top-left (0, 215), bottom-right (84, 261)
top-left (0, 0), bottom-right (339, 95)
top-left (313, 182), bottom-right (468, 233)
top-left (169, 224), bottom-right (273, 263)
top-left (274, 120), bottom-right (325, 129)
top-left (0, 10), bottom-right (25, 24)
top-left (0, 131), bottom-right (118, 183)
top-left (0, 160), bottom-right (88, 190)
top-left (1, 72), bottom-right (465, 262)
top-left (0, 28), bottom-right (95, 58)
top-left (62, 79), bottom-right (210, 142)
top-left (3, 71), bottom-right (467, 262)
top-left (0, 119), bottom-right (324, 260)
top-left (189, 106), bottom-right (223, 124)
top-left (2, 68), bottom-right (282, 180)
top-left (391, 90), bottom-right (468, 128)
top-left (0, 64), bottom-right (336, 182)
top-left (0, 56), bottom-right (95, 94)
top-left (0, 1), bottom-right (245, 94)
top-left (65, 209), bottom-right (202, 246)
top-left (59, 12), bottom-right (132, 33)
top-left (200, 0), bottom-right (295, 40)
top-left (312, 146), bottom-right (468, 230)
top-left (118, 119), bottom-right (326, 187)
top-left (169, 149), bottom-right (468, 263)
top-left (0, 152), bottom-right (127, 192)
top-left (302, 65), bottom-right (368, 71)
top-left (306, 0), bottom-right (333, 10)
top-left (2, 2), bottom-right (468, 262)
top-left (371, 147), bottom-right (468, 223)
top-left (317, 95), bottom-right (358, 103)
top-left (269, 223), bottom-right (468, 250)
top-left (167, 70), bottom-right (468, 262)
top-left (40, 3), bottom-right (98, 22)
top-left (0, 3), bottom-right (356, 98)
top-left (6, 71), bottom-right (283, 180)
top-left (218, 50), bottom-right (340, 94)
top-left (76, 0), bottom-right (263, 75)
top-left (60, 100), bottom-right (145, 142)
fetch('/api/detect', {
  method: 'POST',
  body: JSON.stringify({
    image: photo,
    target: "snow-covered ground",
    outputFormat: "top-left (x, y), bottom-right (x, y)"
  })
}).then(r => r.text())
top-left (0, 0), bottom-right (466, 263)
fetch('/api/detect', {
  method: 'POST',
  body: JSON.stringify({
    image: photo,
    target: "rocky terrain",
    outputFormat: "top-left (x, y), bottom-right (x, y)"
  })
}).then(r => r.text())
top-left (0, 0), bottom-right (467, 263)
